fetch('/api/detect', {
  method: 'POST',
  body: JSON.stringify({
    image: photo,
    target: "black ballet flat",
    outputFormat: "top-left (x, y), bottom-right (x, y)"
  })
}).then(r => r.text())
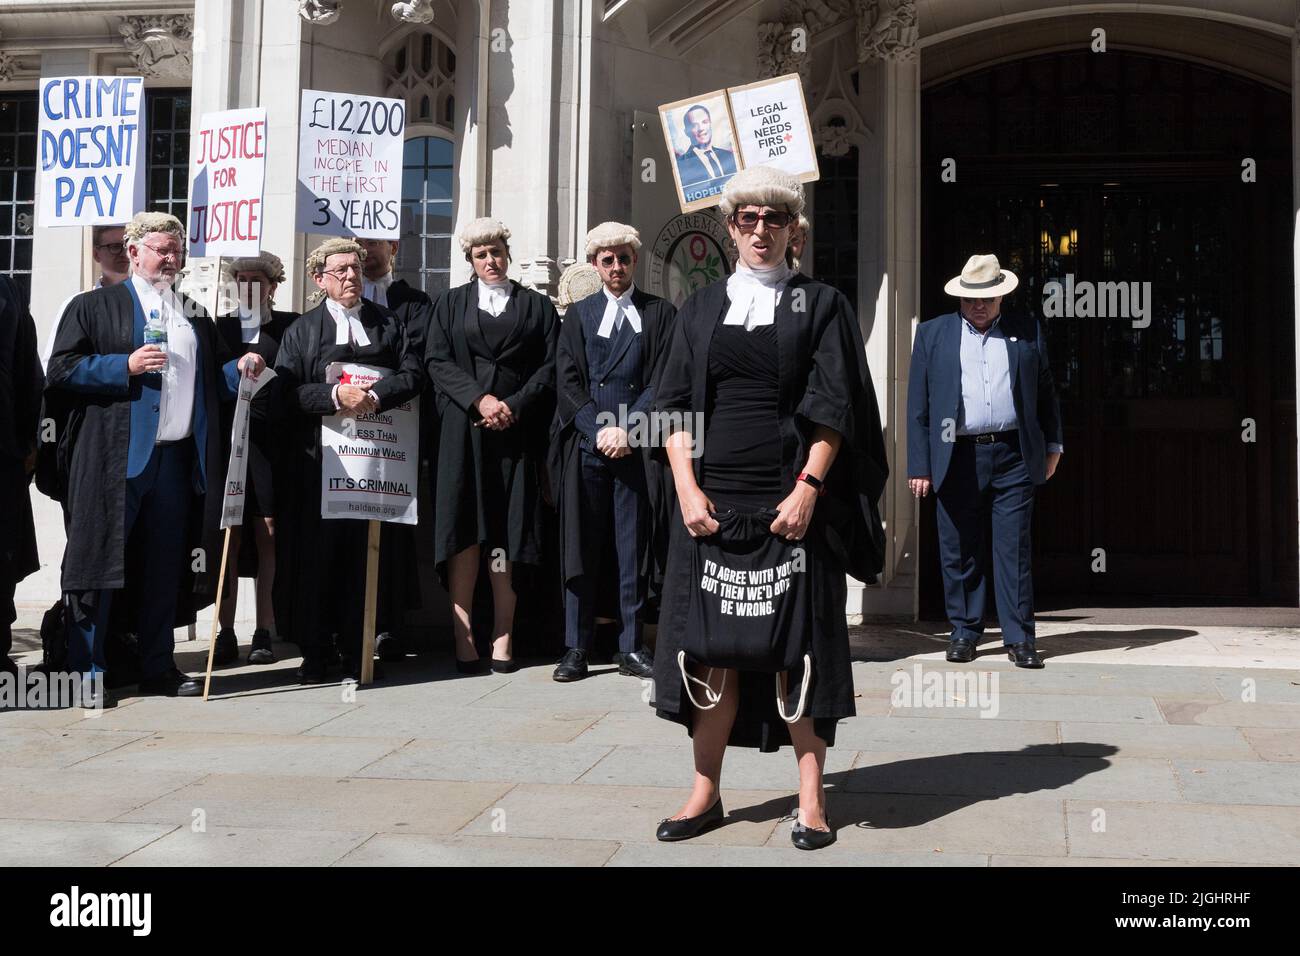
top-left (656, 800), bottom-right (724, 842)
top-left (489, 658), bottom-right (519, 674)
top-left (455, 658), bottom-right (485, 675)
top-left (790, 812), bottom-right (835, 851)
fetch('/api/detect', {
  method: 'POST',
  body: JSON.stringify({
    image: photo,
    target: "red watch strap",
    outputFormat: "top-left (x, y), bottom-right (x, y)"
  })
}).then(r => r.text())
top-left (797, 472), bottom-right (826, 495)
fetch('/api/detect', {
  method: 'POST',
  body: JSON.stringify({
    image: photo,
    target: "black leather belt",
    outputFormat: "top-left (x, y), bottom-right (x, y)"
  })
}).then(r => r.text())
top-left (958, 430), bottom-right (1017, 444)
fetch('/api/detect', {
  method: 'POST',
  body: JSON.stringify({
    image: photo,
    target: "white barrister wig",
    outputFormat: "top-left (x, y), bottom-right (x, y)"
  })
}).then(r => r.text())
top-left (223, 251), bottom-right (287, 285)
top-left (718, 165), bottom-right (805, 217)
top-left (124, 211), bottom-right (185, 243)
top-left (584, 221), bottom-right (642, 259)
top-left (456, 217), bottom-right (512, 254)
top-left (305, 237), bottom-right (366, 275)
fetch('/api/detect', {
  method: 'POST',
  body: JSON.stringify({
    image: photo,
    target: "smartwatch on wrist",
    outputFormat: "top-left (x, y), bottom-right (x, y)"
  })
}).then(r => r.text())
top-left (797, 471), bottom-right (826, 495)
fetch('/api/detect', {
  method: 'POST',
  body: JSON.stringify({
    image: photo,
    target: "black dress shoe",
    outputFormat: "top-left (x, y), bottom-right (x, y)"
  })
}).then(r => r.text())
top-left (455, 658), bottom-right (485, 675)
top-left (656, 799), bottom-right (724, 842)
top-left (552, 647), bottom-right (588, 683)
top-left (946, 639), bottom-right (977, 663)
top-left (790, 811), bottom-right (835, 851)
top-left (298, 655), bottom-right (328, 684)
top-left (247, 629), bottom-right (276, 665)
top-left (138, 668), bottom-right (203, 698)
top-left (1006, 642), bottom-right (1044, 668)
top-left (375, 632), bottom-right (405, 662)
top-left (613, 648), bottom-right (654, 679)
top-left (213, 628), bottom-right (239, 666)
top-left (489, 658), bottom-right (519, 674)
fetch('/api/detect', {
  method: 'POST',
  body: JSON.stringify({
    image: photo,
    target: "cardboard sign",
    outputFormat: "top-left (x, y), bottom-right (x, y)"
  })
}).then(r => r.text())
top-left (189, 107), bottom-right (267, 257)
top-left (658, 73), bottom-right (818, 214)
top-left (220, 366), bottom-right (276, 529)
top-left (320, 363), bottom-right (418, 524)
top-left (727, 75), bottom-right (818, 182)
top-left (296, 90), bottom-right (404, 239)
top-left (37, 76), bottom-right (147, 226)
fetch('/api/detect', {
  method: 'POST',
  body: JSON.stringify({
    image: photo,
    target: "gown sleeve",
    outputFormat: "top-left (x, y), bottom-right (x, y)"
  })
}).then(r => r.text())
top-left (274, 319), bottom-right (336, 415)
top-left (372, 314), bottom-right (425, 411)
top-left (424, 291), bottom-right (486, 416)
top-left (796, 289), bottom-right (860, 441)
top-left (45, 293), bottom-right (130, 396)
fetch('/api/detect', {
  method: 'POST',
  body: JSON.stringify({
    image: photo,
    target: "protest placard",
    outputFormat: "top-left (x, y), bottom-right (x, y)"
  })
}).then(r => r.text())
top-left (320, 363), bottom-right (418, 524)
top-left (296, 89), bottom-right (404, 239)
top-left (658, 73), bottom-right (818, 214)
top-left (189, 107), bottom-right (267, 257)
top-left (220, 366), bottom-right (276, 529)
top-left (37, 76), bottom-right (147, 226)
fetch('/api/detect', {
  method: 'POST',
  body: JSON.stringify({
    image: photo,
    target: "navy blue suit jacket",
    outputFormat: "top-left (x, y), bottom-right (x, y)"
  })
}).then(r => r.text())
top-left (676, 146), bottom-right (737, 188)
top-left (906, 311), bottom-right (1063, 490)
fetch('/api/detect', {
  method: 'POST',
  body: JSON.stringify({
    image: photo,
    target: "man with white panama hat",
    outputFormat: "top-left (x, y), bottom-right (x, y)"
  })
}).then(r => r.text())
top-left (906, 254), bottom-right (1063, 669)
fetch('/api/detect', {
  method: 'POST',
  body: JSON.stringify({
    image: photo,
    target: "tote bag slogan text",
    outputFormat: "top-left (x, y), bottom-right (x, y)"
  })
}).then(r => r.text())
top-left (682, 509), bottom-right (812, 672)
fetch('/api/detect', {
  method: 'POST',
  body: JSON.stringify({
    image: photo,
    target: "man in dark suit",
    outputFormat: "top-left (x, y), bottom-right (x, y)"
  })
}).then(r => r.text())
top-left (0, 274), bottom-right (42, 678)
top-left (906, 254), bottom-right (1062, 668)
top-left (550, 222), bottom-right (677, 682)
top-left (46, 212), bottom-right (264, 703)
top-left (675, 105), bottom-right (737, 191)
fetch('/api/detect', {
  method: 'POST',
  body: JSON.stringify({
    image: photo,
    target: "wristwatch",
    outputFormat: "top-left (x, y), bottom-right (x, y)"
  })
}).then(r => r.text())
top-left (797, 471), bottom-right (826, 495)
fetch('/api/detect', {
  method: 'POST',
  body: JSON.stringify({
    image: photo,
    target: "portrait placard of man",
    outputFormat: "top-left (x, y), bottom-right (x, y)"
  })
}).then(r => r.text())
top-left (660, 93), bottom-right (740, 212)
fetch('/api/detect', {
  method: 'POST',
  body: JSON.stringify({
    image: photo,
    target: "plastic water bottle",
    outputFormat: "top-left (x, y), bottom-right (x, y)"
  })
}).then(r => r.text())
top-left (144, 308), bottom-right (168, 369)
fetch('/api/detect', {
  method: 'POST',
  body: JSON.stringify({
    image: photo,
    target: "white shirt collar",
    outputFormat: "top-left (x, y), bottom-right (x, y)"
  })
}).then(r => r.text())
top-left (597, 284), bottom-right (641, 338)
top-left (325, 297), bottom-right (370, 347)
top-left (723, 262), bottom-right (792, 331)
top-left (237, 304), bottom-right (265, 344)
top-left (478, 278), bottom-right (511, 317)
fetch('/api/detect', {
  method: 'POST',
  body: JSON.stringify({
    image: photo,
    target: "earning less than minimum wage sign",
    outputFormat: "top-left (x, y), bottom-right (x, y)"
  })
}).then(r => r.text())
top-left (189, 107), bottom-right (267, 257)
top-left (296, 90), bottom-right (404, 239)
top-left (37, 76), bottom-right (146, 226)
top-left (320, 364), bottom-right (419, 525)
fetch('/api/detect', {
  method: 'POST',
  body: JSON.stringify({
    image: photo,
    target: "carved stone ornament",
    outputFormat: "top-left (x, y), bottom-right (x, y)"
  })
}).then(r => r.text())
top-left (757, 20), bottom-right (808, 80)
top-left (814, 123), bottom-right (852, 156)
top-left (299, 0), bottom-right (343, 26)
top-left (391, 1), bottom-right (436, 25)
top-left (0, 52), bottom-right (17, 83)
top-left (856, 0), bottom-right (918, 63)
top-left (119, 15), bottom-right (193, 78)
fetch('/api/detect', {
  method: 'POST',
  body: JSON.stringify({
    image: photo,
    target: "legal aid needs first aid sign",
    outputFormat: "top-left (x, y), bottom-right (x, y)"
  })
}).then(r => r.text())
top-left (296, 89), bottom-right (404, 239)
top-left (189, 107), bottom-right (267, 257)
top-left (37, 76), bottom-right (147, 226)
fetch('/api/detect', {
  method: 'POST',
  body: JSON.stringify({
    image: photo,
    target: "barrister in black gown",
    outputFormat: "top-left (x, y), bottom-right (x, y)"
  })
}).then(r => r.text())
top-left (358, 238), bottom-right (433, 660)
top-left (0, 273), bottom-right (42, 675)
top-left (424, 217), bottom-right (558, 673)
top-left (548, 222), bottom-right (678, 683)
top-left (648, 167), bottom-right (888, 850)
top-left (273, 239), bottom-right (424, 684)
top-left (211, 252), bottom-right (297, 667)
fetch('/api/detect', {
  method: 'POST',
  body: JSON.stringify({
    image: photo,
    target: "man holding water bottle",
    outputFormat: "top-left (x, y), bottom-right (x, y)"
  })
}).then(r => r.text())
top-left (45, 212), bottom-right (264, 704)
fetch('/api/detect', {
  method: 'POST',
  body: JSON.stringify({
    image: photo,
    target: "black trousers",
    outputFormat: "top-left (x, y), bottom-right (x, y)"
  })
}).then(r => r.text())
top-left (935, 433), bottom-right (1037, 646)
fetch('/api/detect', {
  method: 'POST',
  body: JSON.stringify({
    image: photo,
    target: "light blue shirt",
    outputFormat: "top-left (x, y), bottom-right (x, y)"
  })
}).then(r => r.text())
top-left (957, 315), bottom-right (1062, 454)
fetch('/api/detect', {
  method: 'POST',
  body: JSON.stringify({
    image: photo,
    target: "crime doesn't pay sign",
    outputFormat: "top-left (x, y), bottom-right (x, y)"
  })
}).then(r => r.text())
top-left (37, 76), bottom-right (147, 226)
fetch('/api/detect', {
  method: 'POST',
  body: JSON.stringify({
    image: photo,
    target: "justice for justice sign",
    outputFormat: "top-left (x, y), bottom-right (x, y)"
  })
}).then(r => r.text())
top-left (296, 90), bottom-right (404, 239)
top-left (37, 76), bottom-right (147, 226)
top-left (320, 364), bottom-right (419, 525)
top-left (188, 107), bottom-right (267, 256)
top-left (726, 74), bottom-right (818, 182)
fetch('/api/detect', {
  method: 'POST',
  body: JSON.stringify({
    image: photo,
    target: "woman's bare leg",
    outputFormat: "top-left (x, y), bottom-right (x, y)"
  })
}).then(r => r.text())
top-left (669, 665), bottom-right (737, 819)
top-left (787, 713), bottom-right (828, 830)
top-left (488, 558), bottom-right (516, 662)
top-left (447, 546), bottom-right (480, 662)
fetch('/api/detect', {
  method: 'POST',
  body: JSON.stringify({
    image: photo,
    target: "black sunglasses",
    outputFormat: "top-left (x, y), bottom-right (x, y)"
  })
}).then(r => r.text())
top-left (598, 253), bottom-right (633, 267)
top-left (731, 210), bottom-right (792, 231)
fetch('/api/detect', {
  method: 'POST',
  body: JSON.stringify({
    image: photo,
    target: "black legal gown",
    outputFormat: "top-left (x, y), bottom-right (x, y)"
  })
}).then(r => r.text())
top-left (272, 298), bottom-right (423, 651)
top-left (650, 274), bottom-right (889, 752)
top-left (0, 274), bottom-right (41, 597)
top-left (424, 279), bottom-right (558, 580)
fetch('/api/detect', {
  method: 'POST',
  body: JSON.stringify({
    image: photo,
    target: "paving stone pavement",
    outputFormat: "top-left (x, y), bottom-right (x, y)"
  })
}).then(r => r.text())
top-left (2, 618), bottom-right (1299, 867)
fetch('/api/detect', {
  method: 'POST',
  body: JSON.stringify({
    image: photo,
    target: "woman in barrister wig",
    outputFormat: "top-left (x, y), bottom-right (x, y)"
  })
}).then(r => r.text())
top-left (211, 252), bottom-right (297, 667)
top-left (274, 238), bottom-right (424, 684)
top-left (649, 166), bottom-right (888, 850)
top-left (424, 218), bottom-right (559, 674)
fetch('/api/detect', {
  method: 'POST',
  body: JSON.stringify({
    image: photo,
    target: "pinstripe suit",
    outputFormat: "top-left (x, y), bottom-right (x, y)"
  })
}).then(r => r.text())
top-left (565, 310), bottom-right (647, 653)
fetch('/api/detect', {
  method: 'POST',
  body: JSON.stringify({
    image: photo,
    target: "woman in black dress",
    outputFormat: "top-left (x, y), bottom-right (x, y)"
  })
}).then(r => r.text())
top-left (425, 218), bottom-right (559, 673)
top-left (212, 252), bottom-right (297, 666)
top-left (650, 167), bottom-right (888, 849)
